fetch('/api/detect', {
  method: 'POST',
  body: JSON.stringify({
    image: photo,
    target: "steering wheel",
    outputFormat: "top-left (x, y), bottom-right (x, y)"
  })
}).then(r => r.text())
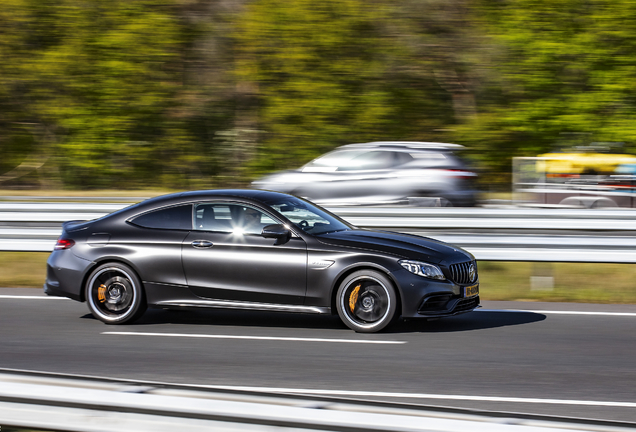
top-left (296, 220), bottom-right (310, 231)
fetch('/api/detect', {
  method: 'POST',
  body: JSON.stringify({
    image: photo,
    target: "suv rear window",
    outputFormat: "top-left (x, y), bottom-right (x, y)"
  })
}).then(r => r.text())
top-left (131, 205), bottom-right (193, 230)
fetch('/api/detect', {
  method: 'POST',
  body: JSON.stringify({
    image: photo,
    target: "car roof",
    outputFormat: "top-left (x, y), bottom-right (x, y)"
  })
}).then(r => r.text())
top-left (338, 141), bottom-right (464, 151)
top-left (153, 189), bottom-right (293, 204)
top-left (180, 189), bottom-right (269, 200)
top-left (117, 189), bottom-right (294, 217)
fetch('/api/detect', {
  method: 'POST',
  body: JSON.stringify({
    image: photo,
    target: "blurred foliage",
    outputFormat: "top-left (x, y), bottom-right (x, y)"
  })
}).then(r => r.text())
top-left (457, 0), bottom-right (636, 186)
top-left (2, 0), bottom-right (636, 189)
top-left (235, 0), bottom-right (456, 175)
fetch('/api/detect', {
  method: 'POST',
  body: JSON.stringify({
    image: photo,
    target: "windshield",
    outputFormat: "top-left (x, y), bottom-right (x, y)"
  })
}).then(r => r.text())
top-left (259, 194), bottom-right (353, 235)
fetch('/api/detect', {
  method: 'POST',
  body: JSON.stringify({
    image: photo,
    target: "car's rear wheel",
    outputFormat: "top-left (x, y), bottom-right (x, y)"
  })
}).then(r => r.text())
top-left (85, 263), bottom-right (146, 324)
top-left (336, 270), bottom-right (397, 333)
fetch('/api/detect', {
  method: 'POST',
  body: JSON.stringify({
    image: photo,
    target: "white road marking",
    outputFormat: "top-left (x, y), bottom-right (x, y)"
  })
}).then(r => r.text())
top-left (0, 295), bottom-right (67, 300)
top-left (102, 331), bottom-right (406, 345)
top-left (477, 309), bottom-right (636, 317)
top-left (201, 385), bottom-right (636, 408)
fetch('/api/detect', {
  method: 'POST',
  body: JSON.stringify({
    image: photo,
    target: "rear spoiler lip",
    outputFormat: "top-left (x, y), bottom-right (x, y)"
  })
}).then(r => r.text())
top-left (62, 220), bottom-right (91, 232)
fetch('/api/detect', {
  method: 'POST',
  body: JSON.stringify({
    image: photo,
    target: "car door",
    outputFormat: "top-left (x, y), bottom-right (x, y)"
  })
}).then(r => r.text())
top-left (315, 150), bottom-right (403, 199)
top-left (182, 202), bottom-right (307, 305)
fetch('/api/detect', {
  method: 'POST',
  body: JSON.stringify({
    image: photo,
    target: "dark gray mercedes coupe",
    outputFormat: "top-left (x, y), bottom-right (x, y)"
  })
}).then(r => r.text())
top-left (45, 190), bottom-right (479, 332)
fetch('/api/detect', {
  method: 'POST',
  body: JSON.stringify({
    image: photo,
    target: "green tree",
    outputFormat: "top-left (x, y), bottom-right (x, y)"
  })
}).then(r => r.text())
top-left (457, 0), bottom-right (636, 188)
top-left (0, 0), bottom-right (51, 187)
top-left (235, 0), bottom-right (457, 177)
top-left (34, 1), bottom-right (185, 188)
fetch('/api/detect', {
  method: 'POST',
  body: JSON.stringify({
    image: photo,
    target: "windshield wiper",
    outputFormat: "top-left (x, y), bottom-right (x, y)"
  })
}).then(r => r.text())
top-left (317, 228), bottom-right (348, 235)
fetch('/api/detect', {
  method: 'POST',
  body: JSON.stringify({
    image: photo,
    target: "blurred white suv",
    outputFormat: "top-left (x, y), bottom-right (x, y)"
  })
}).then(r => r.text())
top-left (252, 142), bottom-right (478, 206)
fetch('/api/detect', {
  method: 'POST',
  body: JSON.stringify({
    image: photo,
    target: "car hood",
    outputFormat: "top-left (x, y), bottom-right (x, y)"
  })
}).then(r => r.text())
top-left (315, 229), bottom-right (473, 265)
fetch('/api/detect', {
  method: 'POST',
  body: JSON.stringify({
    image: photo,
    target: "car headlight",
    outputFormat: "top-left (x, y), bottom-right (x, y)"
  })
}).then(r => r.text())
top-left (399, 260), bottom-right (445, 280)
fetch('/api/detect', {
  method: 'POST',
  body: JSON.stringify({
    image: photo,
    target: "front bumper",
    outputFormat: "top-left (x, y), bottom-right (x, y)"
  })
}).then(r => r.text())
top-left (394, 268), bottom-right (480, 318)
top-left (415, 293), bottom-right (480, 318)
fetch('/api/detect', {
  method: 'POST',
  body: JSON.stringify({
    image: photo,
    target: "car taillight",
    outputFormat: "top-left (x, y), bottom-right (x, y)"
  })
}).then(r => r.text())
top-left (443, 169), bottom-right (476, 178)
top-left (54, 238), bottom-right (75, 250)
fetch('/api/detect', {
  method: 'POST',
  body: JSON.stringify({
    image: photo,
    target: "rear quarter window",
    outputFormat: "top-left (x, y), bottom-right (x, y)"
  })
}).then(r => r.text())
top-left (130, 204), bottom-right (193, 230)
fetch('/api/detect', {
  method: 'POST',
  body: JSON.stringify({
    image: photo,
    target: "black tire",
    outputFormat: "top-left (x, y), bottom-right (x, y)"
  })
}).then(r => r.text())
top-left (85, 262), bottom-right (146, 324)
top-left (436, 197), bottom-right (453, 207)
top-left (336, 270), bottom-right (398, 333)
top-left (407, 195), bottom-right (454, 207)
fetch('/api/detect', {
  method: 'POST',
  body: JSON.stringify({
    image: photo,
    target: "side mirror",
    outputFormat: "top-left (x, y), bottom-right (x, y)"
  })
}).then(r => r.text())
top-left (261, 224), bottom-right (291, 245)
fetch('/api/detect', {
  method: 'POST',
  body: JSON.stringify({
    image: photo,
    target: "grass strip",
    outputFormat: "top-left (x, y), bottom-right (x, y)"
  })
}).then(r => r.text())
top-left (0, 252), bottom-right (48, 288)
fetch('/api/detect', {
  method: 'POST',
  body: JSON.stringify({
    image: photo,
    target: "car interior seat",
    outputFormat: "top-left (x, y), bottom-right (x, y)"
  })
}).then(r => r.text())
top-left (199, 207), bottom-right (216, 230)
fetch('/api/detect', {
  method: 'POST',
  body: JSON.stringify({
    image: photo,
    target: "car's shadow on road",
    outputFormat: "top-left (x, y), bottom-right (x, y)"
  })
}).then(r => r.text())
top-left (87, 308), bottom-right (546, 333)
top-left (386, 310), bottom-right (546, 333)
top-left (125, 308), bottom-right (347, 330)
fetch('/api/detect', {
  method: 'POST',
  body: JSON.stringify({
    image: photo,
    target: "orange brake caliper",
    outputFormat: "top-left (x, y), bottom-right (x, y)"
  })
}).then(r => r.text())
top-left (98, 284), bottom-right (107, 303)
top-left (349, 284), bottom-right (361, 313)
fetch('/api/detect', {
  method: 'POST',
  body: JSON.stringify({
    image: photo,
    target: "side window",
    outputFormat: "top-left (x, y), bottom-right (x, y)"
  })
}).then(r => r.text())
top-left (394, 152), bottom-right (414, 166)
top-left (131, 205), bottom-right (192, 230)
top-left (237, 205), bottom-right (270, 235)
top-left (409, 151), bottom-right (448, 167)
top-left (195, 204), bottom-right (233, 233)
top-left (195, 203), bottom-right (277, 235)
top-left (336, 151), bottom-right (396, 171)
top-left (259, 210), bottom-right (277, 226)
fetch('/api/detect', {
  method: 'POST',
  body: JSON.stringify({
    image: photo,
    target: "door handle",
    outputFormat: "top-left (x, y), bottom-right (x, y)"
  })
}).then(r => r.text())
top-left (191, 240), bottom-right (214, 248)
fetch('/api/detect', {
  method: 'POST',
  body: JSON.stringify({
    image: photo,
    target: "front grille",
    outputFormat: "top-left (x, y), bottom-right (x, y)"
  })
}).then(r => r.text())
top-left (449, 261), bottom-right (477, 285)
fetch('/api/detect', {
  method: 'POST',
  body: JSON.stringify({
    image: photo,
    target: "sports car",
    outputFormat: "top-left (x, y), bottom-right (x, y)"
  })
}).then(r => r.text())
top-left (44, 190), bottom-right (479, 332)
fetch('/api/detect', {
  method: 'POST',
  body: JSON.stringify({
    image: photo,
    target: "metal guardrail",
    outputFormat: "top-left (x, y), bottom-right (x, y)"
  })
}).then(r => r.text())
top-left (0, 370), bottom-right (630, 432)
top-left (2, 201), bottom-right (636, 262)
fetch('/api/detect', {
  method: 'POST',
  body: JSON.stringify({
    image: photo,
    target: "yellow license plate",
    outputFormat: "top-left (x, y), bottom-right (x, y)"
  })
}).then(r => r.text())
top-left (464, 284), bottom-right (479, 298)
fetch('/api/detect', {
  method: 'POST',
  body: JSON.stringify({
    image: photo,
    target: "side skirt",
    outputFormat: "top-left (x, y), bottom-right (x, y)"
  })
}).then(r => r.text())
top-left (155, 299), bottom-right (330, 314)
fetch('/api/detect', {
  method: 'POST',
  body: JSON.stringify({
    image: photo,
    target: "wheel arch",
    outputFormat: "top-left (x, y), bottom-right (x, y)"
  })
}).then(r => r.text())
top-left (79, 256), bottom-right (145, 302)
top-left (329, 264), bottom-right (402, 318)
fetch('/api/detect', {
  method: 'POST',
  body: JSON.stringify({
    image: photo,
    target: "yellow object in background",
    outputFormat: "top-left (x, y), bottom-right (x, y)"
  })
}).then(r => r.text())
top-left (537, 152), bottom-right (636, 175)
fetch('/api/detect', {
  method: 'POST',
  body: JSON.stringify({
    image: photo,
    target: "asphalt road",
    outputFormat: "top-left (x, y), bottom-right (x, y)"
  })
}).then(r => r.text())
top-left (1, 288), bottom-right (635, 424)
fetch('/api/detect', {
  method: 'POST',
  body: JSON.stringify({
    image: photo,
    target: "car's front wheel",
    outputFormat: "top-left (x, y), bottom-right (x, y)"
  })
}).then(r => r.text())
top-left (336, 270), bottom-right (397, 333)
top-left (85, 262), bottom-right (146, 324)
